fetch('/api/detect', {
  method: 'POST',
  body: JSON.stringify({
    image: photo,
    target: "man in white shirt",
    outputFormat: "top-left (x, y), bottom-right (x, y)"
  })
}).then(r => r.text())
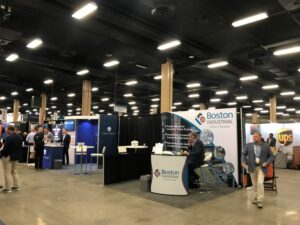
top-left (26, 128), bottom-right (37, 145)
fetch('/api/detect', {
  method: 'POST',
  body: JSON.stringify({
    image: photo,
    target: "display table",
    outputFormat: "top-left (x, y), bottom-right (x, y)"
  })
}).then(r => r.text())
top-left (43, 145), bottom-right (64, 169)
top-left (125, 145), bottom-right (149, 154)
top-left (151, 154), bottom-right (189, 196)
top-left (70, 145), bottom-right (95, 175)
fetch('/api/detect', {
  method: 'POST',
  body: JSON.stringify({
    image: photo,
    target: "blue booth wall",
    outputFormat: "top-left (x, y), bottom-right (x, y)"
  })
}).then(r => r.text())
top-left (75, 119), bottom-right (98, 163)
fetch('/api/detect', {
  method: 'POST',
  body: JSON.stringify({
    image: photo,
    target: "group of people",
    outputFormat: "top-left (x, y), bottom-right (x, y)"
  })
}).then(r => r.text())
top-left (184, 131), bottom-right (274, 209)
top-left (0, 125), bottom-right (71, 193)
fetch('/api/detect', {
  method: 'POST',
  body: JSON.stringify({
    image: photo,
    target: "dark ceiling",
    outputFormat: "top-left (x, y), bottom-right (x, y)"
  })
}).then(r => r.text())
top-left (1, 0), bottom-right (300, 118)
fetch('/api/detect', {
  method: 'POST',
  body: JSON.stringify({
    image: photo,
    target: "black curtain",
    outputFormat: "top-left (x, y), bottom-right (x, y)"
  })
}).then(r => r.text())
top-left (119, 115), bottom-right (161, 148)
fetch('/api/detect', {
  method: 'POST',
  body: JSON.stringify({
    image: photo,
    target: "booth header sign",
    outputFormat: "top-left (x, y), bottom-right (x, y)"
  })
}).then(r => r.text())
top-left (278, 128), bottom-right (293, 146)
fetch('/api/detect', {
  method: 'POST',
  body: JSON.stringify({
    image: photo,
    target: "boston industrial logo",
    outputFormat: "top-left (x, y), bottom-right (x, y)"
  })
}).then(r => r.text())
top-left (196, 111), bottom-right (234, 125)
top-left (278, 129), bottom-right (293, 146)
top-left (154, 169), bottom-right (179, 178)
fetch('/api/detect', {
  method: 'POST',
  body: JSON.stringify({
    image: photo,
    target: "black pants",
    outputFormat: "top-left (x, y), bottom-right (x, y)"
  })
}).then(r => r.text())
top-left (35, 147), bottom-right (44, 169)
top-left (188, 164), bottom-right (199, 187)
top-left (63, 147), bottom-right (69, 165)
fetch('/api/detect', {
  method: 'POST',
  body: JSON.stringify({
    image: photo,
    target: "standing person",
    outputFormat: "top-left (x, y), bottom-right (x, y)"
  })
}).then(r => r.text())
top-left (183, 132), bottom-right (205, 188)
top-left (267, 133), bottom-right (276, 147)
top-left (33, 127), bottom-right (45, 170)
top-left (44, 128), bottom-right (54, 143)
top-left (62, 128), bottom-right (71, 165)
top-left (0, 125), bottom-right (23, 193)
top-left (241, 130), bottom-right (275, 209)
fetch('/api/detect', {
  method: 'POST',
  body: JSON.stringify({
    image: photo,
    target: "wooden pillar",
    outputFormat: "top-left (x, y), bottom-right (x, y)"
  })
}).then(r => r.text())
top-left (270, 96), bottom-right (277, 123)
top-left (160, 59), bottom-right (173, 113)
top-left (200, 103), bottom-right (206, 110)
top-left (82, 80), bottom-right (92, 116)
top-left (13, 99), bottom-right (20, 122)
top-left (39, 93), bottom-right (47, 125)
top-left (252, 112), bottom-right (259, 124)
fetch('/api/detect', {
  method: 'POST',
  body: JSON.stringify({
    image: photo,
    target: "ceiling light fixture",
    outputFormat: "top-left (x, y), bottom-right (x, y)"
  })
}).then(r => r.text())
top-left (286, 108), bottom-right (296, 112)
top-left (227, 102), bottom-right (237, 106)
top-left (68, 93), bottom-right (76, 97)
top-left (188, 94), bottom-right (199, 98)
top-left (151, 104), bottom-right (158, 108)
top-left (26, 38), bottom-right (43, 49)
top-left (236, 95), bottom-right (248, 100)
top-left (280, 91), bottom-right (295, 96)
top-left (232, 12), bottom-right (268, 27)
top-left (50, 97), bottom-right (57, 101)
top-left (124, 93), bottom-right (133, 97)
top-left (240, 75), bottom-right (258, 81)
top-left (136, 64), bottom-right (148, 69)
top-left (109, 104), bottom-right (115, 107)
top-left (192, 104), bottom-right (200, 108)
top-left (76, 69), bottom-right (89, 76)
top-left (6, 53), bottom-right (19, 62)
top-left (44, 79), bottom-right (53, 84)
top-left (67, 103), bottom-right (73, 107)
top-left (125, 80), bottom-right (138, 86)
top-left (129, 101), bottom-right (136, 105)
top-left (154, 75), bottom-right (162, 80)
top-left (91, 87), bottom-right (98, 92)
top-left (186, 83), bottom-right (201, 88)
top-left (0, 96), bottom-right (6, 100)
top-left (92, 105), bottom-right (99, 109)
top-left (260, 110), bottom-right (269, 114)
top-left (101, 98), bottom-right (109, 102)
top-left (151, 98), bottom-right (160, 102)
top-left (262, 84), bottom-right (279, 90)
top-left (277, 106), bottom-right (286, 109)
top-left (210, 98), bottom-right (221, 102)
top-left (157, 40), bottom-right (181, 51)
top-left (252, 99), bottom-right (263, 103)
top-left (72, 2), bottom-right (98, 20)
top-left (174, 102), bottom-right (182, 106)
top-left (254, 107), bottom-right (263, 111)
top-left (274, 46), bottom-right (300, 56)
top-left (11, 92), bottom-right (18, 96)
top-left (25, 88), bottom-right (33, 92)
top-left (207, 61), bottom-right (228, 69)
top-left (242, 105), bottom-right (252, 108)
top-left (103, 60), bottom-right (120, 68)
top-left (293, 96), bottom-right (300, 100)
top-left (216, 90), bottom-right (228, 95)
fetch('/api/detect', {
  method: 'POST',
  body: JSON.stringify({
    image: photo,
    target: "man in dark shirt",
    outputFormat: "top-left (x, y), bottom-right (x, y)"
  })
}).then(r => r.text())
top-left (33, 127), bottom-right (45, 170)
top-left (0, 125), bottom-right (23, 192)
top-left (62, 128), bottom-right (71, 165)
top-left (267, 133), bottom-right (276, 147)
top-left (183, 132), bottom-right (205, 187)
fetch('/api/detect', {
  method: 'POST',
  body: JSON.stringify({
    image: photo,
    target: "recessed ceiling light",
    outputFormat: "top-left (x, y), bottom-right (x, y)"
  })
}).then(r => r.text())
top-left (227, 102), bottom-right (237, 106)
top-left (172, 106), bottom-right (177, 109)
top-left (103, 60), bottom-right (120, 68)
top-left (0, 96), bottom-right (7, 100)
top-left (68, 93), bottom-right (76, 97)
top-left (157, 40), bottom-right (181, 51)
top-left (232, 12), bottom-right (268, 27)
top-left (151, 98), bottom-right (160, 102)
top-left (76, 112), bottom-right (81, 115)
top-left (283, 113), bottom-right (290, 117)
top-left (254, 107), bottom-right (263, 111)
top-left (265, 103), bottom-right (270, 106)
top-left (23, 103), bottom-right (28, 106)
top-left (132, 113), bottom-right (138, 116)
top-left (131, 106), bottom-right (138, 110)
top-left (51, 106), bottom-right (57, 109)
top-left (25, 88), bottom-right (33, 92)
top-left (280, 91), bottom-right (295, 96)
top-left (236, 95), bottom-right (248, 100)
top-left (72, 2), bottom-right (98, 20)
top-left (188, 94), bottom-right (199, 98)
top-left (92, 105), bottom-right (99, 109)
top-left (129, 101), bottom-right (136, 105)
top-left (242, 105), bottom-right (252, 108)
top-left (252, 99), bottom-right (263, 103)
top-left (44, 79), bottom-right (53, 84)
top-left (207, 61), bottom-right (228, 69)
top-left (6, 53), bottom-right (19, 62)
top-left (99, 109), bottom-right (105, 113)
top-left (154, 75), bottom-right (162, 80)
top-left (123, 114), bottom-right (128, 117)
top-left (101, 98), bottom-right (109, 102)
top-left (68, 109), bottom-right (73, 113)
top-left (192, 104), bottom-right (200, 108)
top-left (262, 84), bottom-right (279, 90)
top-left (67, 103), bottom-right (73, 107)
top-left (186, 83), bottom-right (201, 88)
top-left (50, 97), bottom-right (57, 101)
top-left (216, 90), bottom-right (228, 95)
top-left (11, 92), bottom-right (18, 96)
top-left (240, 75), bottom-right (258, 81)
top-left (76, 69), bottom-right (89, 76)
top-left (296, 110), bottom-right (300, 114)
top-left (76, 108), bottom-right (81, 111)
top-left (26, 38), bottom-right (43, 49)
top-left (286, 108), bottom-right (296, 112)
top-left (92, 87), bottom-right (98, 92)
top-left (274, 46), bottom-right (300, 56)
top-left (277, 106), bottom-right (286, 109)
top-left (109, 104), bottom-right (115, 107)
top-left (210, 98), bottom-right (221, 102)
top-left (293, 96), bottom-right (300, 100)
top-left (26, 110), bottom-right (30, 113)
top-left (276, 112), bottom-right (284, 115)
top-left (298, 68), bottom-right (300, 72)
top-left (151, 104), bottom-right (158, 108)
top-left (136, 64), bottom-right (148, 69)
top-left (174, 102), bottom-right (182, 106)
top-left (124, 93), bottom-right (133, 97)
top-left (188, 56), bottom-right (195, 59)
top-left (133, 110), bottom-right (139, 113)
top-left (125, 80), bottom-right (138, 86)
top-left (245, 113), bottom-right (253, 117)
top-left (7, 106), bottom-right (12, 110)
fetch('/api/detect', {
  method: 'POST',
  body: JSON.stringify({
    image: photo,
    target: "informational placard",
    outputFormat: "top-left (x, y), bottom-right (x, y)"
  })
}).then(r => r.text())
top-left (162, 108), bottom-right (238, 182)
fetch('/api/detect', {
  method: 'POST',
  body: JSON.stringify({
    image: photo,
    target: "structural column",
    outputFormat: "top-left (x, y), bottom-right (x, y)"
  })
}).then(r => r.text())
top-left (200, 103), bottom-right (206, 110)
top-left (13, 99), bottom-right (20, 122)
top-left (269, 96), bottom-right (277, 123)
top-left (252, 112), bottom-right (259, 124)
top-left (160, 59), bottom-right (173, 113)
top-left (82, 80), bottom-right (92, 116)
top-left (39, 93), bottom-right (47, 125)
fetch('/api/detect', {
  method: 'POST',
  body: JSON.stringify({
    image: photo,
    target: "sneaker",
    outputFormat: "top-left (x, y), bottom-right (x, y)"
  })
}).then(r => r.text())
top-left (257, 201), bottom-right (263, 209)
top-left (2, 189), bottom-right (12, 193)
top-left (12, 187), bottom-right (20, 191)
top-left (252, 198), bottom-right (258, 204)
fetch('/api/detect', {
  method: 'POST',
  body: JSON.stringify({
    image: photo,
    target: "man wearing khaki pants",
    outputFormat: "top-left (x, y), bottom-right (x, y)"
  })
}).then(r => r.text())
top-left (241, 130), bottom-right (274, 208)
top-left (1, 125), bottom-right (23, 193)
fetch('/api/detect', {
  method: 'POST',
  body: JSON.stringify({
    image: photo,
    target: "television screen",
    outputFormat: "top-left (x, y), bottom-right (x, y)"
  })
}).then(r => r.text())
top-left (64, 120), bottom-right (75, 131)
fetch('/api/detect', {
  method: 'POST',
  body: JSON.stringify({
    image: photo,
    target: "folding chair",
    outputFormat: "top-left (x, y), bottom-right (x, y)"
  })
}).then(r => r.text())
top-left (264, 162), bottom-right (278, 194)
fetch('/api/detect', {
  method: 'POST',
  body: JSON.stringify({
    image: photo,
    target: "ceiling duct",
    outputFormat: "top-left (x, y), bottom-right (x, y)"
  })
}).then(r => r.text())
top-left (151, 0), bottom-right (176, 16)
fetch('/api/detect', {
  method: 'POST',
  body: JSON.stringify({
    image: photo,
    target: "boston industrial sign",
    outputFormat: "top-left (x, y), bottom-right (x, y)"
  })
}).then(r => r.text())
top-left (154, 168), bottom-right (180, 179)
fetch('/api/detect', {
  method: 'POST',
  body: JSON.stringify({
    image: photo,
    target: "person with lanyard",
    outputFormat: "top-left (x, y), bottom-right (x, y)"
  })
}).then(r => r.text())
top-left (241, 130), bottom-right (274, 209)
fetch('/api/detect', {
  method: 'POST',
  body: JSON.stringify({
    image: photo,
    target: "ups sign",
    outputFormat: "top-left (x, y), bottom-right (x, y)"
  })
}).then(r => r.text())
top-left (278, 129), bottom-right (293, 146)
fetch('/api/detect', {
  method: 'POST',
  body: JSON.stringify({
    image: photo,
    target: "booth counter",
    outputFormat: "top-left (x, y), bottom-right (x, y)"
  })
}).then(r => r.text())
top-left (43, 144), bottom-right (63, 169)
top-left (151, 154), bottom-right (189, 196)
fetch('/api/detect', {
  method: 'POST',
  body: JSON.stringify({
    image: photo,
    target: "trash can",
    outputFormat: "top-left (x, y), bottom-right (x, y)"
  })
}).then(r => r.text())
top-left (53, 159), bottom-right (63, 169)
top-left (140, 174), bottom-right (151, 192)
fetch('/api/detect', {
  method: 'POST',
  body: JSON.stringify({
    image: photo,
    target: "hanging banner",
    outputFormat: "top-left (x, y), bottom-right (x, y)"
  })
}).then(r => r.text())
top-left (161, 108), bottom-right (238, 182)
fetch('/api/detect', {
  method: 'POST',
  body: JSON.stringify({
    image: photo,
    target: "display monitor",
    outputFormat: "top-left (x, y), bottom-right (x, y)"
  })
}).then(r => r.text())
top-left (64, 120), bottom-right (75, 131)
